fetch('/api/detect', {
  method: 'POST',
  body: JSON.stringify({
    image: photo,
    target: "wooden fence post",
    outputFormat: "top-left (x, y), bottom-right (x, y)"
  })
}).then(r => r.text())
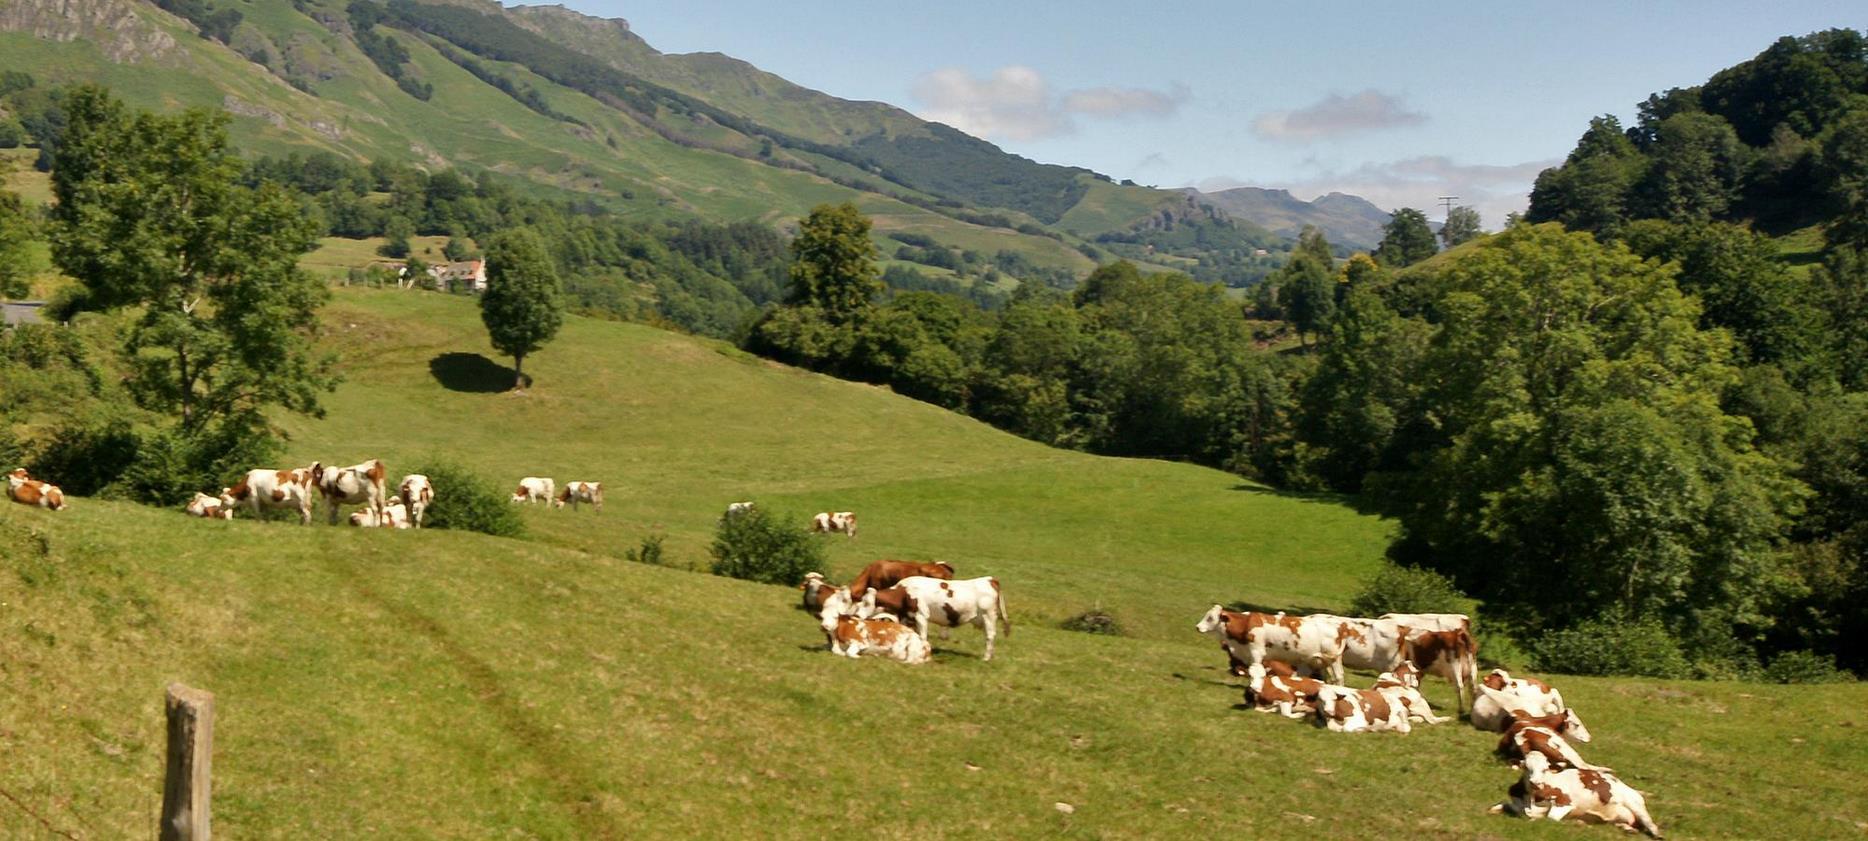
top-left (160, 684), bottom-right (214, 841)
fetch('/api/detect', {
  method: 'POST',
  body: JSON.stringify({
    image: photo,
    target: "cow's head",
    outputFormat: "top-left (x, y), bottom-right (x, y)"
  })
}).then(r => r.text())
top-left (1559, 708), bottom-right (1592, 743)
top-left (818, 587), bottom-right (855, 633)
top-left (308, 462), bottom-right (325, 487)
top-left (1195, 604), bottom-right (1227, 636)
top-left (1391, 661), bottom-right (1423, 689)
top-left (1483, 669), bottom-right (1511, 691)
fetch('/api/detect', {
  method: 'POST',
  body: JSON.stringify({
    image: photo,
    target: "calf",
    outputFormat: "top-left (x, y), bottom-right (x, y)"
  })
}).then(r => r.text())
top-left (1472, 669), bottom-right (1572, 734)
top-left (556, 481), bottom-right (603, 511)
top-left (6, 468), bottom-right (67, 511)
top-left (1491, 753), bottom-right (1661, 838)
top-left (892, 576), bottom-right (1010, 661)
top-left (349, 497), bottom-right (411, 529)
top-left (848, 559), bottom-right (954, 598)
top-left (810, 511), bottom-right (857, 537)
top-left (318, 459), bottom-right (389, 525)
top-left (185, 491), bottom-right (233, 520)
top-left (398, 474), bottom-right (433, 528)
top-left (511, 477), bottom-right (555, 504)
top-left (1399, 625), bottom-right (1479, 713)
top-left (1314, 679), bottom-right (1413, 734)
top-left (1195, 605), bottom-right (1347, 683)
top-left (224, 464), bottom-right (321, 525)
top-left (825, 614), bottom-right (930, 664)
top-left (1242, 660), bottom-right (1326, 718)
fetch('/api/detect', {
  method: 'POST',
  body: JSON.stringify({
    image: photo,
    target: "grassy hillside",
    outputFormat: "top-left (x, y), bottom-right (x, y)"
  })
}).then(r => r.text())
top-left (5, 289), bottom-right (1866, 838)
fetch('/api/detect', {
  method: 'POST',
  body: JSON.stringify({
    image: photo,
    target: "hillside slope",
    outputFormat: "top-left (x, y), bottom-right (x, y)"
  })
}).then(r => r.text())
top-left (1189, 186), bottom-right (1390, 249)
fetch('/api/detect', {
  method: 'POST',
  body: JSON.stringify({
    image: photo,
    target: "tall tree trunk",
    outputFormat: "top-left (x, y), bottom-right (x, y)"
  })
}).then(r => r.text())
top-left (513, 353), bottom-right (525, 391)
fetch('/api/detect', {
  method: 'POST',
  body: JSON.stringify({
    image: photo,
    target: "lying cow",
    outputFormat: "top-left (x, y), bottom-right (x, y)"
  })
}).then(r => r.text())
top-left (511, 477), bottom-right (555, 504)
top-left (1495, 709), bottom-right (1605, 773)
top-left (1472, 670), bottom-right (1573, 734)
top-left (1195, 605), bottom-right (1346, 683)
top-left (1490, 753), bottom-right (1662, 838)
top-left (848, 559), bottom-right (954, 598)
top-left (1399, 625), bottom-right (1479, 713)
top-left (800, 572), bottom-right (837, 612)
top-left (810, 511), bottom-right (857, 537)
top-left (1314, 676), bottom-right (1414, 734)
top-left (824, 614), bottom-right (930, 664)
top-left (6, 468), bottom-right (67, 511)
top-left (398, 474), bottom-right (433, 529)
top-left (349, 496), bottom-right (411, 529)
top-left (724, 501), bottom-right (755, 519)
top-left (224, 464), bottom-right (321, 524)
top-left (1243, 660), bottom-right (1326, 719)
top-left (886, 576), bottom-right (1010, 661)
top-left (556, 481), bottom-right (603, 511)
top-left (318, 458), bottom-right (389, 525)
top-left (185, 491), bottom-right (234, 520)
top-left (1374, 664), bottom-right (1450, 725)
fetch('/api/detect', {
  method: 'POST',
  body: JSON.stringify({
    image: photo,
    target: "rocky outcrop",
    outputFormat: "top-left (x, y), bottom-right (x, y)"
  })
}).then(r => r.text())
top-left (0, 0), bottom-right (179, 64)
top-left (222, 94), bottom-right (285, 127)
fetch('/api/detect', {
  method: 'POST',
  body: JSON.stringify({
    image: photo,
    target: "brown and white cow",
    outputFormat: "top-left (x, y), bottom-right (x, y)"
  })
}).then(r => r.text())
top-left (185, 491), bottom-right (234, 520)
top-left (6, 468), bottom-right (67, 511)
top-left (223, 464), bottom-right (321, 524)
top-left (1195, 605), bottom-right (1348, 683)
top-left (349, 496), bottom-right (411, 529)
top-left (848, 559), bottom-right (954, 598)
top-left (824, 614), bottom-right (930, 664)
top-left (1306, 613), bottom-right (1411, 674)
top-left (810, 511), bottom-right (857, 537)
top-left (511, 477), bottom-right (555, 504)
top-left (1399, 625), bottom-right (1480, 713)
top-left (1495, 710), bottom-right (1605, 773)
top-left (1314, 677), bottom-right (1414, 734)
top-left (1490, 753), bottom-right (1662, 838)
top-left (800, 572), bottom-right (835, 612)
top-left (398, 474), bottom-right (433, 528)
top-left (724, 501), bottom-right (755, 519)
top-left (1242, 660), bottom-right (1327, 718)
top-left (556, 481), bottom-right (603, 511)
top-left (887, 576), bottom-right (1010, 661)
top-left (317, 459), bottom-right (388, 525)
top-left (1382, 612), bottom-right (1471, 635)
top-left (1372, 665), bottom-right (1451, 725)
top-left (1472, 670), bottom-right (1574, 734)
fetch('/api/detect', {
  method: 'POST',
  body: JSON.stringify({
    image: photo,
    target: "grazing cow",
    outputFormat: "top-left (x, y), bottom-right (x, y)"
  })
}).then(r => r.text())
top-left (810, 511), bottom-right (857, 537)
top-left (1399, 625), bottom-right (1479, 713)
top-left (1495, 712), bottom-right (1605, 773)
top-left (223, 464), bottom-right (321, 524)
top-left (1472, 670), bottom-right (1573, 734)
top-left (185, 491), bottom-right (233, 520)
top-left (398, 474), bottom-right (433, 528)
top-left (556, 481), bottom-right (603, 511)
top-left (890, 576), bottom-right (1010, 661)
top-left (824, 614), bottom-right (930, 664)
top-left (1491, 753), bottom-right (1662, 838)
top-left (511, 477), bottom-right (555, 504)
top-left (1314, 677), bottom-right (1414, 734)
top-left (724, 501), bottom-right (755, 519)
top-left (848, 559), bottom-right (954, 598)
top-left (317, 459), bottom-right (389, 525)
top-left (349, 497), bottom-right (411, 529)
top-left (1195, 605), bottom-right (1348, 683)
top-left (1242, 660), bottom-right (1327, 718)
top-left (800, 573), bottom-right (838, 612)
top-left (6, 468), bottom-right (67, 511)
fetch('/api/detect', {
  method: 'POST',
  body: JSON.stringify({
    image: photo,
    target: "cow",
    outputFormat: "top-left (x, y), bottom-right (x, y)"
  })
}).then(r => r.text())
top-left (185, 491), bottom-right (233, 520)
top-left (511, 477), bottom-right (555, 504)
top-left (1195, 605), bottom-right (1347, 683)
top-left (1399, 625), bottom-right (1479, 713)
top-left (800, 572), bottom-right (838, 612)
top-left (858, 585), bottom-right (920, 624)
top-left (888, 576), bottom-right (1010, 661)
top-left (1495, 711), bottom-right (1605, 773)
top-left (1242, 660), bottom-right (1326, 719)
top-left (810, 511), bottom-right (857, 537)
top-left (556, 481), bottom-right (603, 511)
top-left (398, 474), bottom-right (433, 528)
top-left (317, 459), bottom-right (389, 525)
top-left (824, 614), bottom-right (930, 664)
top-left (223, 464), bottom-right (321, 525)
top-left (724, 501), bottom-right (755, 519)
top-left (1373, 665), bottom-right (1450, 725)
top-left (848, 559), bottom-right (954, 598)
top-left (1472, 670), bottom-right (1573, 734)
top-left (1490, 753), bottom-right (1662, 838)
top-left (6, 468), bottom-right (67, 511)
top-left (1307, 613), bottom-right (1411, 674)
top-left (1314, 677), bottom-right (1414, 734)
top-left (1382, 612), bottom-right (1472, 635)
top-left (349, 496), bottom-right (411, 529)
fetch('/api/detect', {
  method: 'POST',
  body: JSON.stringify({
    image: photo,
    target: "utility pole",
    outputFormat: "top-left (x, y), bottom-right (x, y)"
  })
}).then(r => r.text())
top-left (1438, 195), bottom-right (1459, 220)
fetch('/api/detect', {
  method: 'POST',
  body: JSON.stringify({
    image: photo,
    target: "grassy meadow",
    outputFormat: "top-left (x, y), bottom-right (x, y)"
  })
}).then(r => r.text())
top-left (2, 288), bottom-right (1866, 838)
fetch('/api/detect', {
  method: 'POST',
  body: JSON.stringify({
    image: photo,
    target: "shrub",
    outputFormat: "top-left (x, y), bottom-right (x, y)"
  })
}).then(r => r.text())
top-left (625, 532), bottom-right (671, 567)
top-left (1347, 562), bottom-right (1468, 617)
top-left (1060, 607), bottom-right (1122, 636)
top-left (1529, 617), bottom-right (1692, 678)
top-left (405, 460), bottom-right (524, 538)
top-left (1762, 650), bottom-right (1854, 684)
top-left (709, 507), bottom-right (823, 585)
top-left (25, 417), bottom-right (139, 496)
top-left (117, 416), bottom-right (282, 506)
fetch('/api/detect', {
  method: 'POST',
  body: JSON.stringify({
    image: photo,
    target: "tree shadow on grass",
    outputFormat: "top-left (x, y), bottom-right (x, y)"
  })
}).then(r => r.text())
top-left (1228, 483), bottom-right (1385, 517)
top-left (429, 352), bottom-right (528, 393)
top-left (1224, 599), bottom-right (1340, 617)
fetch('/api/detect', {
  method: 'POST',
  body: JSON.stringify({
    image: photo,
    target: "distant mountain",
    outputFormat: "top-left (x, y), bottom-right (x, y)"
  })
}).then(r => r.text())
top-left (1185, 187), bottom-right (1390, 250)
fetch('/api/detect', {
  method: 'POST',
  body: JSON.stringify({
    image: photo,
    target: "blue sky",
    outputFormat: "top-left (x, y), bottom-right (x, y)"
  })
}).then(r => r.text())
top-left (553, 1), bottom-right (1863, 224)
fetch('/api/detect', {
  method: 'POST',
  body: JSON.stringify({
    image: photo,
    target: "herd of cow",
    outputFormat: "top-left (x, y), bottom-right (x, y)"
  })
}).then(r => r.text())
top-left (8, 468), bottom-right (1663, 836)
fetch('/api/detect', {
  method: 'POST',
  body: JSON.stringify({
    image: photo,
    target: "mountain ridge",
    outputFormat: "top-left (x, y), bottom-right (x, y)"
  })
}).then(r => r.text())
top-left (1185, 185), bottom-right (1390, 249)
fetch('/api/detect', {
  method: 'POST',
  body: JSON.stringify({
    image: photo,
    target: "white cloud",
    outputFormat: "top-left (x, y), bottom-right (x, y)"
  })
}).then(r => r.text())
top-left (1251, 90), bottom-right (1427, 142)
top-left (912, 66), bottom-right (1186, 141)
top-left (1197, 156), bottom-right (1558, 228)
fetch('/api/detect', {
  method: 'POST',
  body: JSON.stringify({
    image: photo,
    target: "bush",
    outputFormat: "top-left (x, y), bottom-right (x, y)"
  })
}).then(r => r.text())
top-left (117, 416), bottom-right (282, 506)
top-left (625, 532), bottom-right (673, 567)
top-left (709, 507), bottom-right (823, 585)
top-left (25, 417), bottom-right (139, 496)
top-left (1762, 650), bottom-right (1854, 684)
top-left (405, 460), bottom-right (524, 538)
top-left (1060, 607), bottom-right (1122, 636)
top-left (1347, 562), bottom-right (1468, 617)
top-left (1529, 617), bottom-right (1691, 678)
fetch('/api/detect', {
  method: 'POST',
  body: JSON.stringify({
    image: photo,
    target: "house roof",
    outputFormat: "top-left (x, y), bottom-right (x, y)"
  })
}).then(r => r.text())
top-left (2, 301), bottom-right (46, 327)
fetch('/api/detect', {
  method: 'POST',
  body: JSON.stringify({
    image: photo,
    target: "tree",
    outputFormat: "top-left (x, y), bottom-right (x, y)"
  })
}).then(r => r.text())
top-left (479, 228), bottom-right (564, 390)
top-left (1631, 112), bottom-right (1748, 222)
top-left (1439, 206), bottom-right (1482, 249)
top-left (47, 86), bottom-right (332, 432)
top-left (1279, 252), bottom-right (1335, 347)
top-left (787, 202), bottom-right (880, 323)
top-left (379, 215), bottom-right (413, 258)
top-left (1526, 116), bottom-right (1646, 236)
top-left (1621, 220), bottom-right (1822, 376)
top-left (1819, 106), bottom-right (1868, 250)
top-left (0, 186), bottom-right (34, 298)
top-left (1374, 208), bottom-right (1437, 267)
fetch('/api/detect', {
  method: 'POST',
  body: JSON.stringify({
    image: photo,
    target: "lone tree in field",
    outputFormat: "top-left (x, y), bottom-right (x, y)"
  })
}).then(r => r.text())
top-left (787, 202), bottom-right (880, 323)
top-left (1440, 205), bottom-right (1483, 249)
top-left (47, 85), bottom-right (332, 433)
top-left (1375, 207), bottom-right (1438, 268)
top-left (479, 228), bottom-right (563, 391)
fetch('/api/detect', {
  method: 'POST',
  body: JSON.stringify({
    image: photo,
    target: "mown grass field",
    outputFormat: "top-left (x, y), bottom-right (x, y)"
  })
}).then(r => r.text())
top-left (3, 289), bottom-right (1867, 838)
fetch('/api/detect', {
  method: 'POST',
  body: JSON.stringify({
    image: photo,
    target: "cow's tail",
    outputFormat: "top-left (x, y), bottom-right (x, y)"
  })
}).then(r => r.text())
top-left (992, 578), bottom-right (1010, 636)
top-left (1457, 626), bottom-right (1479, 714)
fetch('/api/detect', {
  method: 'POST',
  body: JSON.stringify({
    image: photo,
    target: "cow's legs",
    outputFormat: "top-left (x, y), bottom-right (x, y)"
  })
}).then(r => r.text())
top-left (980, 617), bottom-right (995, 661)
